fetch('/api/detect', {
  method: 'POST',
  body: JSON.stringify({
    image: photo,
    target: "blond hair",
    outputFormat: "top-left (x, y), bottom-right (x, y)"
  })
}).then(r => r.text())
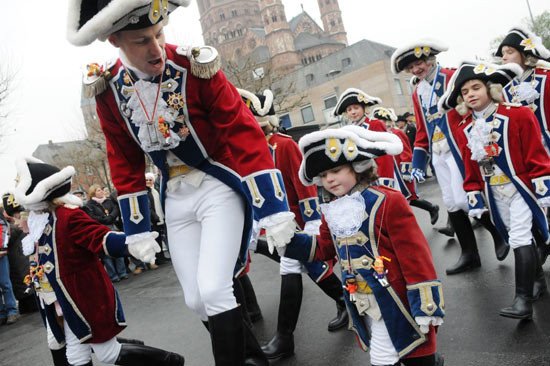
top-left (455, 81), bottom-right (504, 116)
top-left (87, 184), bottom-right (102, 200)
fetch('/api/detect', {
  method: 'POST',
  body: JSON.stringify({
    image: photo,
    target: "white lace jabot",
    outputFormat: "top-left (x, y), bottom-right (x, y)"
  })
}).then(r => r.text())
top-left (320, 192), bottom-right (366, 238)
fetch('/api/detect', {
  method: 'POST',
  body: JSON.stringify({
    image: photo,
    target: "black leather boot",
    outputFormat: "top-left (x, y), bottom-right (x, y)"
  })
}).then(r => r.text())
top-left (446, 210), bottom-right (481, 275)
top-left (115, 344), bottom-right (184, 366)
top-left (69, 362), bottom-right (92, 366)
top-left (410, 200), bottom-right (439, 225)
top-left (116, 337), bottom-right (145, 345)
top-left (262, 274), bottom-right (303, 360)
top-left (436, 215), bottom-right (455, 237)
top-left (475, 212), bottom-right (509, 261)
top-left (499, 246), bottom-right (536, 320)
top-left (533, 244), bottom-right (547, 301)
top-left (316, 274), bottom-right (348, 331)
top-left (255, 238), bottom-right (281, 263)
top-left (239, 274), bottom-right (263, 323)
top-left (208, 307), bottom-right (245, 366)
top-left (233, 278), bottom-right (269, 365)
top-left (51, 346), bottom-right (69, 366)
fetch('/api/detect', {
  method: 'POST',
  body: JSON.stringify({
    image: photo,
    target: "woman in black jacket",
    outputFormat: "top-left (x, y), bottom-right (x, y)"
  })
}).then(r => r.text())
top-left (83, 184), bottom-right (129, 282)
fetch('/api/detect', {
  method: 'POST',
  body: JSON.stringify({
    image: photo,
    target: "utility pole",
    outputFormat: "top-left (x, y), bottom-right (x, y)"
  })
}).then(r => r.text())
top-left (526, 0), bottom-right (536, 26)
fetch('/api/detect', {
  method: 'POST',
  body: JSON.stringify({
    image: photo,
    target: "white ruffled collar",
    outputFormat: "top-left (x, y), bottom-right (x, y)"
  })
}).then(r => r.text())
top-left (21, 211), bottom-right (50, 256)
top-left (320, 192), bottom-right (366, 238)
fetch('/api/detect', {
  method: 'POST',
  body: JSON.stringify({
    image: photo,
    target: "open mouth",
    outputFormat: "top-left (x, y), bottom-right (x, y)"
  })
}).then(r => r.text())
top-left (149, 58), bottom-right (163, 66)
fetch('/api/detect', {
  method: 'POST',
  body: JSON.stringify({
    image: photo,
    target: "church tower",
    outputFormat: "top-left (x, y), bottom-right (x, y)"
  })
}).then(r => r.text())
top-left (196, 0), bottom-right (262, 63)
top-left (317, 0), bottom-right (348, 45)
top-left (258, 0), bottom-right (301, 75)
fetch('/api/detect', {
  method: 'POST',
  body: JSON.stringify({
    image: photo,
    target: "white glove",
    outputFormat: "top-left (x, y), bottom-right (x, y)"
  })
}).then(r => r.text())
top-left (411, 168), bottom-right (426, 183)
top-left (538, 197), bottom-right (550, 208)
top-left (126, 232), bottom-right (161, 264)
top-left (468, 208), bottom-right (487, 219)
top-left (265, 219), bottom-right (296, 255)
top-left (248, 220), bottom-right (260, 252)
top-left (415, 316), bottom-right (444, 334)
top-left (303, 220), bottom-right (321, 235)
top-left (402, 174), bottom-right (413, 183)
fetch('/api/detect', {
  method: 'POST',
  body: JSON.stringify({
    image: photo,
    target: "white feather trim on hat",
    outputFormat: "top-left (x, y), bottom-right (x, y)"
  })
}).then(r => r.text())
top-left (297, 126), bottom-right (403, 186)
top-left (390, 38), bottom-right (449, 75)
top-left (237, 88), bottom-right (274, 117)
top-left (370, 107), bottom-right (398, 122)
top-left (333, 88), bottom-right (382, 117)
top-left (507, 25), bottom-right (550, 60)
top-left (14, 157), bottom-right (76, 207)
top-left (66, 0), bottom-right (190, 46)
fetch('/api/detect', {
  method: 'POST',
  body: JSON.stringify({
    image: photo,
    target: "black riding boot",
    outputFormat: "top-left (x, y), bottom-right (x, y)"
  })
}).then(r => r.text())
top-left (475, 212), bottom-right (509, 261)
top-left (446, 210), bottom-right (481, 275)
top-left (233, 278), bottom-right (269, 365)
top-left (316, 274), bottom-right (349, 331)
top-left (239, 274), bottom-right (263, 323)
top-left (410, 200), bottom-right (440, 225)
top-left (262, 274), bottom-right (303, 360)
top-left (255, 238), bottom-right (281, 263)
top-left (51, 346), bottom-right (69, 366)
top-left (115, 344), bottom-right (184, 366)
top-left (436, 215), bottom-right (455, 237)
top-left (533, 243), bottom-right (547, 301)
top-left (116, 337), bottom-right (145, 345)
top-left (208, 307), bottom-right (245, 365)
top-left (499, 245), bottom-right (536, 319)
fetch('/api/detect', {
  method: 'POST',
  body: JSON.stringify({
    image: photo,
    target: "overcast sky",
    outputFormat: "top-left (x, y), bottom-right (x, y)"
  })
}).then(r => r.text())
top-left (0, 0), bottom-right (548, 192)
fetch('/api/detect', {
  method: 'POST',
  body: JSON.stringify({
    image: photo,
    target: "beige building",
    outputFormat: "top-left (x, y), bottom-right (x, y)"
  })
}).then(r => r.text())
top-left (272, 39), bottom-right (415, 131)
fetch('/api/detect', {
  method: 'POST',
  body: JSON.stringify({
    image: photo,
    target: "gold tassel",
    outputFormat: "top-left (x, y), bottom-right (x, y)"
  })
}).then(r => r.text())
top-left (190, 56), bottom-right (221, 79)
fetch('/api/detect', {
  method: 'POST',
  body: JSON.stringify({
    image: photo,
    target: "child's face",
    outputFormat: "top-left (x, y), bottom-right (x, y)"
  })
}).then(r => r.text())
top-left (320, 164), bottom-right (358, 197)
top-left (345, 104), bottom-right (365, 122)
top-left (460, 79), bottom-right (491, 112)
top-left (501, 46), bottom-right (524, 67)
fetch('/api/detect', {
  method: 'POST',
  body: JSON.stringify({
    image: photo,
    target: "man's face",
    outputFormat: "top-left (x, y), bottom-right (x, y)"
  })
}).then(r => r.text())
top-left (345, 104), bottom-right (365, 123)
top-left (109, 23), bottom-right (166, 76)
top-left (405, 59), bottom-right (432, 80)
top-left (396, 120), bottom-right (406, 130)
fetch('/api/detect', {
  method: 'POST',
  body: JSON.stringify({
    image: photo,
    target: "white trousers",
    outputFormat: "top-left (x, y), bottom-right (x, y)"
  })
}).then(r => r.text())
top-left (366, 315), bottom-right (400, 366)
top-left (279, 256), bottom-right (303, 275)
top-left (492, 187), bottom-right (533, 249)
top-left (64, 321), bottom-right (121, 366)
top-left (432, 150), bottom-right (468, 212)
top-left (165, 175), bottom-right (244, 320)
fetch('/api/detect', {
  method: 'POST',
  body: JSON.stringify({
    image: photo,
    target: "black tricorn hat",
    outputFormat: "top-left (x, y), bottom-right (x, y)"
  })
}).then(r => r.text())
top-left (67, 0), bottom-right (190, 46)
top-left (495, 25), bottom-right (550, 61)
top-left (2, 193), bottom-right (23, 217)
top-left (439, 61), bottom-right (523, 111)
top-left (14, 157), bottom-right (76, 208)
top-left (333, 88), bottom-right (382, 117)
top-left (297, 125), bottom-right (403, 186)
top-left (390, 38), bottom-right (448, 74)
top-left (237, 88), bottom-right (279, 127)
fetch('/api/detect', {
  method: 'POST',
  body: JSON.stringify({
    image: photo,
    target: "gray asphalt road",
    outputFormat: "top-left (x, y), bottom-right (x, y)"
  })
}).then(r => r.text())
top-left (1, 178), bottom-right (549, 365)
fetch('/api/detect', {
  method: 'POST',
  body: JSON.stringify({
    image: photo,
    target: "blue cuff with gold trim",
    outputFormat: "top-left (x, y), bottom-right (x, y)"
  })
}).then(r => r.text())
top-left (406, 281), bottom-right (445, 318)
top-left (412, 148), bottom-right (428, 172)
top-left (243, 170), bottom-right (289, 220)
top-left (400, 162), bottom-right (412, 177)
top-left (103, 232), bottom-right (128, 258)
top-left (118, 191), bottom-right (151, 236)
top-left (467, 191), bottom-right (485, 211)
top-left (532, 176), bottom-right (550, 200)
top-left (284, 233), bottom-right (316, 263)
top-left (298, 197), bottom-right (321, 223)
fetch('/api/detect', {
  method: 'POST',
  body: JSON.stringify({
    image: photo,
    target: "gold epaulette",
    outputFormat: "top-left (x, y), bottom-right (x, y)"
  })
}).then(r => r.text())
top-left (82, 59), bottom-right (115, 98)
top-left (177, 45), bottom-right (221, 79)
